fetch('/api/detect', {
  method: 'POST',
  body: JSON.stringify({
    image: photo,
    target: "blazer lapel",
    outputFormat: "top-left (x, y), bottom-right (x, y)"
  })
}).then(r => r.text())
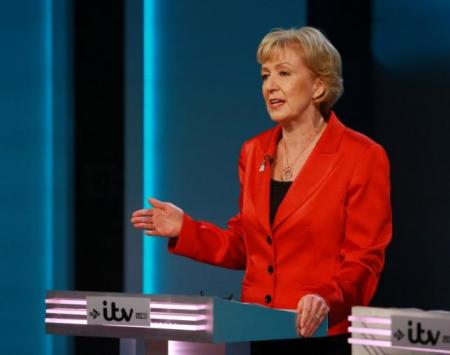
top-left (252, 126), bottom-right (282, 234)
top-left (272, 113), bottom-right (346, 231)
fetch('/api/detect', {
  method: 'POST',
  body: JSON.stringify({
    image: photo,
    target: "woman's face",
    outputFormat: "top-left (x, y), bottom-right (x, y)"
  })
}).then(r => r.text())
top-left (261, 47), bottom-right (322, 124)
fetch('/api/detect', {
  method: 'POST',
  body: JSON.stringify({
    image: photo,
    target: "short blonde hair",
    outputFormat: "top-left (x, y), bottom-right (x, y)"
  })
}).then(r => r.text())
top-left (257, 26), bottom-right (343, 113)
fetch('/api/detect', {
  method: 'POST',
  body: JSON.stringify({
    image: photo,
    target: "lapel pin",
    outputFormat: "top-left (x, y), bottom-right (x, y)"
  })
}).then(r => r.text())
top-left (259, 155), bottom-right (273, 173)
top-left (259, 161), bottom-right (265, 172)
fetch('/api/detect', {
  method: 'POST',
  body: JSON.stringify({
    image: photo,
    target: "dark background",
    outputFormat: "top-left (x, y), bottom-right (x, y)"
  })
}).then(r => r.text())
top-left (74, 1), bottom-right (124, 353)
top-left (74, 0), bottom-right (450, 354)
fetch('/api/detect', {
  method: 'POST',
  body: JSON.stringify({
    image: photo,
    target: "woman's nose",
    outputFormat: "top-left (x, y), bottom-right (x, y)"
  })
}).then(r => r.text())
top-left (264, 76), bottom-right (279, 92)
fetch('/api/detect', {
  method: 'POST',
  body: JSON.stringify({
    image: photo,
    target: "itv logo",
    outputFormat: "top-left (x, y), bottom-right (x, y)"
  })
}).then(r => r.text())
top-left (98, 300), bottom-right (134, 322)
top-left (407, 320), bottom-right (440, 346)
top-left (392, 315), bottom-right (450, 351)
top-left (87, 296), bottom-right (150, 327)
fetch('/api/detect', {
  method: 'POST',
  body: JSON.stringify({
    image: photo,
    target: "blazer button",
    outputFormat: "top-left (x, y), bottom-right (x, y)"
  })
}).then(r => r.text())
top-left (267, 265), bottom-right (274, 274)
top-left (264, 294), bottom-right (272, 304)
top-left (266, 236), bottom-right (272, 245)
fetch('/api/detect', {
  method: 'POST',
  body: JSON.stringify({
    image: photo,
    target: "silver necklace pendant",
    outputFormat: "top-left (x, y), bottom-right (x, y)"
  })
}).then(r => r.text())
top-left (282, 166), bottom-right (293, 181)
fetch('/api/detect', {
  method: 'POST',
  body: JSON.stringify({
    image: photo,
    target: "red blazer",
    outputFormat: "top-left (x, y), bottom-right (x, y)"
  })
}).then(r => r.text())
top-left (169, 112), bottom-right (392, 335)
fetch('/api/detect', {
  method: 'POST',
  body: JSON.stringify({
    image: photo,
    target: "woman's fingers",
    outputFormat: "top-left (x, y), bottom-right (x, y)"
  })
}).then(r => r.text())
top-left (130, 214), bottom-right (153, 228)
top-left (303, 301), bottom-right (326, 336)
top-left (131, 216), bottom-right (153, 223)
top-left (296, 298), bottom-right (307, 336)
top-left (132, 208), bottom-right (154, 217)
top-left (296, 294), bottom-right (329, 337)
top-left (303, 297), bottom-right (323, 336)
top-left (131, 205), bottom-right (161, 228)
top-left (134, 224), bottom-right (154, 231)
top-left (131, 198), bottom-right (184, 237)
top-left (298, 296), bottom-right (311, 330)
top-left (131, 209), bottom-right (164, 234)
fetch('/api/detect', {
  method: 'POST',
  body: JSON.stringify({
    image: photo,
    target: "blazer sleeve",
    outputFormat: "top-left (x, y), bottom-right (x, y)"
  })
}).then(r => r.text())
top-left (310, 143), bottom-right (392, 327)
top-left (167, 143), bottom-right (248, 270)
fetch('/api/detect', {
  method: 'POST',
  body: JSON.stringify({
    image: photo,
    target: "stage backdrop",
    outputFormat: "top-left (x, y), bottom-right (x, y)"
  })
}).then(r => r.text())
top-left (0, 0), bottom-right (72, 355)
top-left (371, 0), bottom-right (450, 309)
top-left (125, 0), bottom-right (307, 299)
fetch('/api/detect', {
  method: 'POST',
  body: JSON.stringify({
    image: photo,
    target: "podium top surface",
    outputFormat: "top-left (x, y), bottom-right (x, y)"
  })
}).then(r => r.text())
top-left (45, 290), bottom-right (328, 343)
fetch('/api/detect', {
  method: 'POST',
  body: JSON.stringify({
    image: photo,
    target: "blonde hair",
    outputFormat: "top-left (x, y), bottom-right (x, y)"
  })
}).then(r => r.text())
top-left (257, 26), bottom-right (343, 113)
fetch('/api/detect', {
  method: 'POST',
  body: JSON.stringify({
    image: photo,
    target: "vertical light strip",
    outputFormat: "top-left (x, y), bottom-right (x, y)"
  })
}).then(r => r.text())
top-left (44, 0), bottom-right (54, 353)
top-left (143, 0), bottom-right (158, 293)
top-left (44, 0), bottom-right (54, 297)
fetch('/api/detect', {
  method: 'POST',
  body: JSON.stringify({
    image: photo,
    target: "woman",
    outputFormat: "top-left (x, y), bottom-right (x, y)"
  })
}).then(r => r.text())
top-left (131, 27), bottom-right (392, 354)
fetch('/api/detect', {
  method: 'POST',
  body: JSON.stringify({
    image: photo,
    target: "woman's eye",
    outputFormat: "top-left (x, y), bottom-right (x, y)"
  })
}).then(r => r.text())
top-left (261, 74), bottom-right (269, 81)
top-left (280, 71), bottom-right (290, 77)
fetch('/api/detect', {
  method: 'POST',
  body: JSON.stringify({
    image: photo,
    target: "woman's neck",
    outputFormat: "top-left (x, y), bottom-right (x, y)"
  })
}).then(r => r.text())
top-left (280, 109), bottom-right (326, 148)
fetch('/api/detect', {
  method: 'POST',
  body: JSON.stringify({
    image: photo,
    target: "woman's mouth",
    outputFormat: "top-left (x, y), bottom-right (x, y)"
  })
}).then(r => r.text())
top-left (269, 98), bottom-right (286, 109)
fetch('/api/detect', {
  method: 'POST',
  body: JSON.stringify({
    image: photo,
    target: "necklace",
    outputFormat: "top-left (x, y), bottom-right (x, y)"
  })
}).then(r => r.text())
top-left (281, 122), bottom-right (324, 181)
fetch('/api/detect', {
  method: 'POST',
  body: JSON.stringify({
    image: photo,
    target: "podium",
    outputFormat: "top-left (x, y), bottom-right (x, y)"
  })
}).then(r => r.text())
top-left (45, 291), bottom-right (328, 355)
top-left (349, 306), bottom-right (450, 354)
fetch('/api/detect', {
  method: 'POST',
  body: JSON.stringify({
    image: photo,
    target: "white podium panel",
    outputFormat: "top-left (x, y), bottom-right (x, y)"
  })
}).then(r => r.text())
top-left (349, 306), bottom-right (450, 354)
top-left (46, 291), bottom-right (328, 355)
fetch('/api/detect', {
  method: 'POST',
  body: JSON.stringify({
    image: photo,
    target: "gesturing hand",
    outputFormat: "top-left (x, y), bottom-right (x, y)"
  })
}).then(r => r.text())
top-left (296, 294), bottom-right (329, 337)
top-left (130, 198), bottom-right (184, 238)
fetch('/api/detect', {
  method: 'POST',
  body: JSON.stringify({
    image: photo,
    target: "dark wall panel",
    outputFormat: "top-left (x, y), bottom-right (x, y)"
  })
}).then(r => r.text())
top-left (371, 0), bottom-right (450, 309)
top-left (74, 1), bottom-right (124, 354)
top-left (307, 0), bottom-right (373, 134)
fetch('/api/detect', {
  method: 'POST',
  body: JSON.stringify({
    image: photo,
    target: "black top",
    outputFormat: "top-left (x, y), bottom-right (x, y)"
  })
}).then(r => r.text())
top-left (270, 179), bottom-right (292, 225)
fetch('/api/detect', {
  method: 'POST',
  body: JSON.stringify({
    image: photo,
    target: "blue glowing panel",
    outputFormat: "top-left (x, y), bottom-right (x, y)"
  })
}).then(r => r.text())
top-left (143, 0), bottom-right (160, 293)
top-left (0, 0), bottom-right (71, 354)
top-left (0, 1), bottom-right (50, 353)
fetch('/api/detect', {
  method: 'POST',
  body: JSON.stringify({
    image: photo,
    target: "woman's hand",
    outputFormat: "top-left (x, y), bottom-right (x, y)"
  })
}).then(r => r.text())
top-left (130, 198), bottom-right (184, 238)
top-left (296, 294), bottom-right (329, 337)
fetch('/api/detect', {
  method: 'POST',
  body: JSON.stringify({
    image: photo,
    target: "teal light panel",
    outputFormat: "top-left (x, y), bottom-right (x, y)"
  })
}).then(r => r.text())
top-left (0, 0), bottom-right (72, 354)
top-left (143, 0), bottom-right (160, 293)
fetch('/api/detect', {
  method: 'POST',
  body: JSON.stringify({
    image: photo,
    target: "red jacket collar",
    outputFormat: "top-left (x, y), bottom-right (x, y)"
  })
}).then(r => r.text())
top-left (252, 111), bottom-right (346, 233)
top-left (262, 111), bottom-right (345, 157)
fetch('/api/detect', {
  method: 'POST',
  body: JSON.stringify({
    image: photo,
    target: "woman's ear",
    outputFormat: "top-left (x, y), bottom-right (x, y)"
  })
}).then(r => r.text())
top-left (312, 77), bottom-right (326, 101)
